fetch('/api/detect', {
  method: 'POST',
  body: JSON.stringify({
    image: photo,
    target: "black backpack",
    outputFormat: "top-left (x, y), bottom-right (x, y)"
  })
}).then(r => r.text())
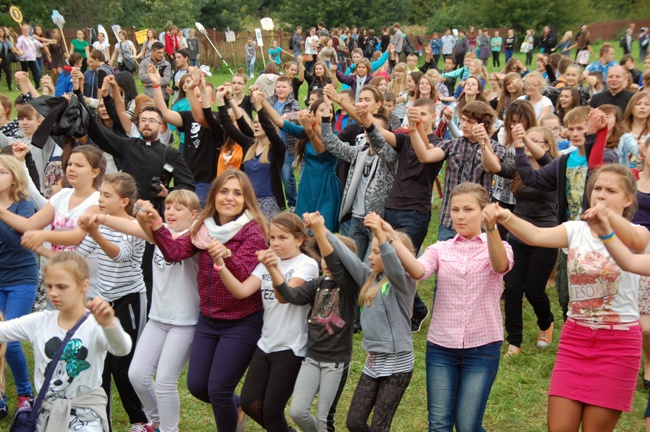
top-left (365, 38), bottom-right (376, 57)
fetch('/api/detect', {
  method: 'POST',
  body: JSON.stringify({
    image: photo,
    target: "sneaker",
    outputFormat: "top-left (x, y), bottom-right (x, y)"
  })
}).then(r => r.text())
top-left (16, 395), bottom-right (31, 408)
top-left (129, 423), bottom-right (155, 432)
top-left (411, 306), bottom-right (430, 333)
top-left (537, 323), bottom-right (554, 349)
top-left (504, 345), bottom-right (521, 357)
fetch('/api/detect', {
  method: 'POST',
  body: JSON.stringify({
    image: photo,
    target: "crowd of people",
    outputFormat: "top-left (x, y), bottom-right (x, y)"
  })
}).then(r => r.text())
top-left (0, 17), bottom-right (649, 432)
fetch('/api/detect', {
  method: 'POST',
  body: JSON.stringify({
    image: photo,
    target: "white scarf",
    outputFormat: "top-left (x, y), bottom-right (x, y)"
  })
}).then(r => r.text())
top-left (191, 210), bottom-right (253, 249)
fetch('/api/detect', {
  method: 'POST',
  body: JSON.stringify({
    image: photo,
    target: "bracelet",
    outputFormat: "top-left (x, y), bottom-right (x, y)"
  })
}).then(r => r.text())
top-left (213, 263), bottom-right (223, 272)
top-left (416, 119), bottom-right (423, 127)
top-left (150, 217), bottom-right (163, 227)
top-left (501, 213), bottom-right (512, 224)
top-left (388, 234), bottom-right (398, 244)
top-left (598, 231), bottom-right (615, 241)
top-left (486, 224), bottom-right (497, 232)
top-left (152, 84), bottom-right (161, 89)
top-left (601, 234), bottom-right (616, 244)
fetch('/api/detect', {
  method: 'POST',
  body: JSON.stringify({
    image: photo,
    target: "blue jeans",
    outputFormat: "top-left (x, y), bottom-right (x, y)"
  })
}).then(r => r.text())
top-left (195, 181), bottom-right (212, 208)
top-left (282, 151), bottom-right (297, 208)
top-left (190, 59), bottom-right (199, 67)
top-left (437, 224), bottom-right (456, 242)
top-left (384, 208), bottom-right (431, 253)
top-left (505, 49), bottom-right (514, 62)
top-left (340, 219), bottom-right (351, 236)
top-left (426, 341), bottom-right (501, 432)
top-left (348, 216), bottom-right (372, 261)
top-left (0, 283), bottom-right (37, 396)
top-left (247, 56), bottom-right (256, 76)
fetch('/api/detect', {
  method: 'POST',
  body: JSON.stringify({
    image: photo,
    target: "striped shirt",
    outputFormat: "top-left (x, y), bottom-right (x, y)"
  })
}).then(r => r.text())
top-left (418, 233), bottom-right (514, 349)
top-left (363, 351), bottom-right (414, 378)
top-left (76, 223), bottom-right (145, 301)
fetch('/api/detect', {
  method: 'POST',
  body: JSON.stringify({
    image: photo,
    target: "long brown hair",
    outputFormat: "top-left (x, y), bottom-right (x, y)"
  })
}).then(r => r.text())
top-left (599, 104), bottom-right (628, 149)
top-left (358, 231), bottom-right (414, 306)
top-left (414, 74), bottom-right (439, 102)
top-left (70, 145), bottom-right (106, 190)
top-left (503, 99), bottom-right (538, 147)
top-left (623, 92), bottom-right (650, 138)
top-left (555, 87), bottom-right (581, 123)
top-left (457, 77), bottom-right (488, 115)
top-left (295, 98), bottom-right (331, 168)
top-left (511, 127), bottom-right (559, 197)
top-left (496, 72), bottom-right (524, 120)
top-left (190, 170), bottom-right (267, 237)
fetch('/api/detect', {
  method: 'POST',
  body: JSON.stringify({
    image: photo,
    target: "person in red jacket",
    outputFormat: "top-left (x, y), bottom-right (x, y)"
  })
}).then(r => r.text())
top-left (164, 25), bottom-right (179, 63)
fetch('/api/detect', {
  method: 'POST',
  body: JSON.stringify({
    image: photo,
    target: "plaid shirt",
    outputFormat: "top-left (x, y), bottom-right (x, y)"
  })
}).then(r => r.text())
top-left (437, 137), bottom-right (506, 229)
top-left (418, 233), bottom-right (514, 348)
top-left (153, 221), bottom-right (266, 320)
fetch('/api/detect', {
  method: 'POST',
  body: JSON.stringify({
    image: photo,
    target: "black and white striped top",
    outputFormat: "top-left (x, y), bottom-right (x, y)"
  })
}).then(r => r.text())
top-left (363, 350), bottom-right (415, 378)
top-left (76, 223), bottom-right (145, 301)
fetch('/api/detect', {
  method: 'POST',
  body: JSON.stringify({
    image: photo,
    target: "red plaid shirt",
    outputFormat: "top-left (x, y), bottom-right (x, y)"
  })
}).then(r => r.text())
top-left (153, 221), bottom-right (266, 320)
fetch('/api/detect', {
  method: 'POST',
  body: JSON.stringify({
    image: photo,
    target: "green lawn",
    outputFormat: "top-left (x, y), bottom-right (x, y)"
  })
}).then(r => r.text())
top-left (2, 40), bottom-right (648, 431)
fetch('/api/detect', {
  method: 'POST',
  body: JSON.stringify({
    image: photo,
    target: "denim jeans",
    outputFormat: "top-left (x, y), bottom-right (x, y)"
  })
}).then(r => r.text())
top-left (282, 150), bottom-right (297, 208)
top-left (247, 56), bottom-right (256, 76)
top-left (339, 219), bottom-right (351, 236)
top-left (195, 181), bottom-right (212, 208)
top-left (426, 341), bottom-right (501, 432)
top-left (0, 283), bottom-right (37, 396)
top-left (348, 216), bottom-right (372, 261)
top-left (505, 49), bottom-right (514, 62)
top-left (437, 224), bottom-right (456, 242)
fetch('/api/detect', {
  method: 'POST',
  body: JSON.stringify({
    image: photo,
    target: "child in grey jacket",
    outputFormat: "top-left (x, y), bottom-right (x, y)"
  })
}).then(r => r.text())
top-left (328, 211), bottom-right (416, 432)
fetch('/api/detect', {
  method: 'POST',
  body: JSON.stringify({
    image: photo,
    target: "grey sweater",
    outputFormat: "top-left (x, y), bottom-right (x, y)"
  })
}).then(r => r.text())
top-left (327, 232), bottom-right (415, 354)
top-left (322, 120), bottom-right (397, 220)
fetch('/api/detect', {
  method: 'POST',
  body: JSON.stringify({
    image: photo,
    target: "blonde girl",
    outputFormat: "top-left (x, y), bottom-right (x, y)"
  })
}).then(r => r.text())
top-left (388, 62), bottom-right (409, 121)
top-left (327, 212), bottom-right (416, 432)
top-left (98, 190), bottom-right (201, 432)
top-left (0, 155), bottom-right (38, 411)
top-left (0, 252), bottom-right (131, 431)
top-left (518, 72), bottom-right (554, 120)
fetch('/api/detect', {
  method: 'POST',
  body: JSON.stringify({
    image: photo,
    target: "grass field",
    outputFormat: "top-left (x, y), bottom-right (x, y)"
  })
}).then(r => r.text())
top-left (2, 40), bottom-right (649, 431)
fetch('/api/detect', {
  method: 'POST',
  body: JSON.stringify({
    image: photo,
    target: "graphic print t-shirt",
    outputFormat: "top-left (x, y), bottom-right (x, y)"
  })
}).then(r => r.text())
top-left (564, 221), bottom-right (642, 324)
top-left (253, 253), bottom-right (319, 356)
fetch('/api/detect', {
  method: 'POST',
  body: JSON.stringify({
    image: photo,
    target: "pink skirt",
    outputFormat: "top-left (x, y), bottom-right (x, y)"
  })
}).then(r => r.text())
top-left (548, 319), bottom-right (642, 412)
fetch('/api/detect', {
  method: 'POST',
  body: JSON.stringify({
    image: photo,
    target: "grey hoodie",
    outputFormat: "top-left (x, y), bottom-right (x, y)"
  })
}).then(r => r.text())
top-left (327, 231), bottom-right (415, 354)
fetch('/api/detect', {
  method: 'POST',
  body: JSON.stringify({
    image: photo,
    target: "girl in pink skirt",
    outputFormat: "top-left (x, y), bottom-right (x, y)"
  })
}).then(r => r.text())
top-left (495, 164), bottom-right (648, 432)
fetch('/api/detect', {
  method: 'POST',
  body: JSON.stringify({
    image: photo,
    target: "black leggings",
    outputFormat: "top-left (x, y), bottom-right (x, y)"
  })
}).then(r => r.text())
top-left (102, 292), bottom-right (148, 428)
top-left (241, 348), bottom-right (303, 432)
top-left (526, 50), bottom-right (534, 66)
top-left (0, 59), bottom-right (11, 89)
top-left (492, 51), bottom-right (500, 68)
top-left (20, 61), bottom-right (40, 89)
top-left (504, 236), bottom-right (556, 347)
top-left (346, 371), bottom-right (412, 432)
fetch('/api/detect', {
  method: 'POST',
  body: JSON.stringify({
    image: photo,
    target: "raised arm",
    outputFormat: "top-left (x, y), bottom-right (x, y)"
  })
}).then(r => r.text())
top-left (410, 119), bottom-right (446, 163)
top-left (104, 76), bottom-right (133, 134)
top-left (149, 63), bottom-right (183, 127)
top-left (482, 204), bottom-right (513, 273)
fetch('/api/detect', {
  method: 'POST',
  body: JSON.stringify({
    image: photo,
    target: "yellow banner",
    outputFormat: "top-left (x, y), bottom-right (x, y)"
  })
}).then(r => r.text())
top-left (135, 29), bottom-right (149, 44)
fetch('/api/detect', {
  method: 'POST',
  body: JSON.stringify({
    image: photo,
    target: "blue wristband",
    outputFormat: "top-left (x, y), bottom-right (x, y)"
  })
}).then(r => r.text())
top-left (598, 231), bottom-right (615, 240)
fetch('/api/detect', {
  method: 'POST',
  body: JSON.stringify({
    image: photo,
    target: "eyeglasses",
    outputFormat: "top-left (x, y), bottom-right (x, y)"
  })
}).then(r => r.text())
top-left (140, 118), bottom-right (161, 125)
top-left (549, 126), bottom-right (562, 131)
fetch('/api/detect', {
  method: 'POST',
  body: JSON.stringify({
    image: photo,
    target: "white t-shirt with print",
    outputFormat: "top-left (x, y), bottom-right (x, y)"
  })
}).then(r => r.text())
top-left (150, 226), bottom-right (200, 325)
top-left (48, 188), bottom-right (101, 298)
top-left (0, 310), bottom-right (131, 432)
top-left (253, 253), bottom-right (319, 357)
top-left (517, 95), bottom-right (554, 120)
top-left (563, 220), bottom-right (645, 324)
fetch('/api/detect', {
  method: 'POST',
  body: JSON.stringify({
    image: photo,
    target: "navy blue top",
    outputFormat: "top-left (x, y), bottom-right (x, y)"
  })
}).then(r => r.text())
top-left (0, 200), bottom-right (38, 287)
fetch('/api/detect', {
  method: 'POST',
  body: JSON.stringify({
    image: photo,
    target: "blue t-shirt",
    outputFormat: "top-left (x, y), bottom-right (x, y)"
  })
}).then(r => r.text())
top-left (245, 153), bottom-right (274, 197)
top-left (273, 100), bottom-right (288, 143)
top-left (269, 47), bottom-right (282, 65)
top-left (0, 200), bottom-right (38, 287)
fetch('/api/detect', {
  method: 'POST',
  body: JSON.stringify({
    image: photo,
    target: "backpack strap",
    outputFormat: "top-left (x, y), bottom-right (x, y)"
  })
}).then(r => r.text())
top-left (28, 312), bottom-right (91, 425)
